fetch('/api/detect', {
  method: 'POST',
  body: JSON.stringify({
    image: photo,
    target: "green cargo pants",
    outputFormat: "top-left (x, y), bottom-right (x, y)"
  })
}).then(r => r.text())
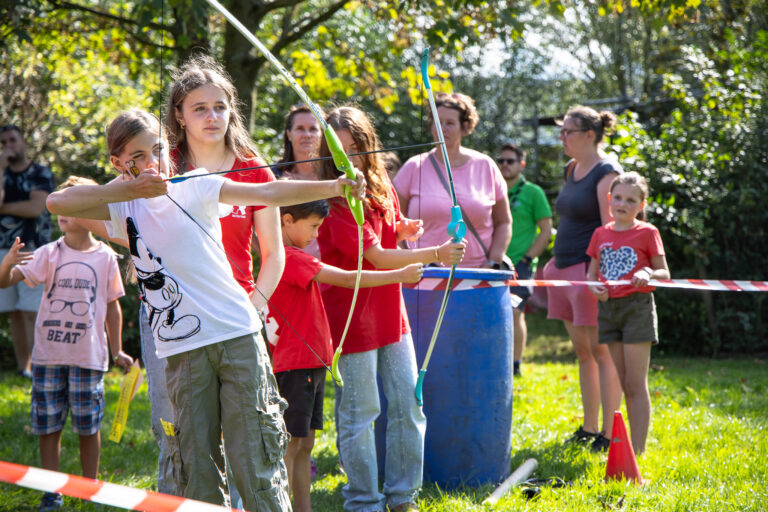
top-left (166, 332), bottom-right (292, 511)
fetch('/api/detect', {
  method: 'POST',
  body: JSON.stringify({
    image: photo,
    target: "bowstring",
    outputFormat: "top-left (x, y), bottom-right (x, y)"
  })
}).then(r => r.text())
top-left (166, 141), bottom-right (440, 182)
top-left (163, 192), bottom-right (333, 374)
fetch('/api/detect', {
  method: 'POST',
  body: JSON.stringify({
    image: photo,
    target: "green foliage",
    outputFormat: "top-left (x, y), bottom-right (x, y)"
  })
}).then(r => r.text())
top-left (0, 7), bottom-right (160, 178)
top-left (609, 35), bottom-right (768, 355)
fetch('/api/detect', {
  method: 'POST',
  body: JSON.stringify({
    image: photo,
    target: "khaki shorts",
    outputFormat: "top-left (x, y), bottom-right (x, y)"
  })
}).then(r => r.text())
top-left (597, 292), bottom-right (658, 344)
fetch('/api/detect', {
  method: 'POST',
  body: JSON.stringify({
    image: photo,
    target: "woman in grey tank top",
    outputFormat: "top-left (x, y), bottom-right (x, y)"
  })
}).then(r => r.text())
top-left (543, 106), bottom-right (623, 452)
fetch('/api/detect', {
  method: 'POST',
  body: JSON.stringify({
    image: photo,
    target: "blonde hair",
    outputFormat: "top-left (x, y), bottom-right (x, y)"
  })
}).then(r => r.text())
top-left (318, 105), bottom-right (394, 221)
top-left (106, 109), bottom-right (174, 176)
top-left (57, 176), bottom-right (98, 191)
top-left (610, 171), bottom-right (649, 221)
top-left (107, 109), bottom-right (162, 157)
top-left (166, 54), bottom-right (261, 173)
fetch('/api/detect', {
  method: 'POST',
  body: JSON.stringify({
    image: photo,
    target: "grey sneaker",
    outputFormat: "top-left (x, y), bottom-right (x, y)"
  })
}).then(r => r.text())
top-left (38, 492), bottom-right (63, 511)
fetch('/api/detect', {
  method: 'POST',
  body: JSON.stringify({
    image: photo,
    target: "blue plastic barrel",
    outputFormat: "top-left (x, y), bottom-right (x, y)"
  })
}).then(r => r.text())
top-left (375, 267), bottom-right (515, 488)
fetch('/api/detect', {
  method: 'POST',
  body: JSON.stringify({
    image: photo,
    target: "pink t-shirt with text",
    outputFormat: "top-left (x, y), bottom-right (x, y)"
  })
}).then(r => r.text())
top-left (20, 239), bottom-right (125, 371)
top-left (394, 148), bottom-right (507, 268)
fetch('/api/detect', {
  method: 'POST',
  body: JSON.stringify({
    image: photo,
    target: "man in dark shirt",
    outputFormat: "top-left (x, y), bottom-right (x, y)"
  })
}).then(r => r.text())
top-left (0, 125), bottom-right (55, 378)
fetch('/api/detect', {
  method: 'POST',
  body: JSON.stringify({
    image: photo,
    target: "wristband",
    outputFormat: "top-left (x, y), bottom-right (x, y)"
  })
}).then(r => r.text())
top-left (434, 247), bottom-right (440, 262)
top-left (642, 266), bottom-right (653, 276)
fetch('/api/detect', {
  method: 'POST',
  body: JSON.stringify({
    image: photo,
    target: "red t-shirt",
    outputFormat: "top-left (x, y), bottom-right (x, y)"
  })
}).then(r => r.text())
top-left (172, 152), bottom-right (274, 294)
top-left (587, 221), bottom-right (665, 298)
top-left (317, 187), bottom-right (410, 354)
top-left (267, 247), bottom-right (333, 372)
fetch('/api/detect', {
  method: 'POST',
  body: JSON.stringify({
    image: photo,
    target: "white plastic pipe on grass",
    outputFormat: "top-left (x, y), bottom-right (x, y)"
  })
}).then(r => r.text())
top-left (482, 458), bottom-right (539, 506)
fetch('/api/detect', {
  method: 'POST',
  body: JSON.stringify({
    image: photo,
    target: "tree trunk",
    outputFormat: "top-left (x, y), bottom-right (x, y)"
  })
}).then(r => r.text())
top-left (697, 263), bottom-right (722, 355)
top-left (222, 0), bottom-right (266, 130)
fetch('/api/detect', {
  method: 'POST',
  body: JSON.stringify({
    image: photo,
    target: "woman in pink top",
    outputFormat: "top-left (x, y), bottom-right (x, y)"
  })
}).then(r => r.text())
top-left (394, 92), bottom-right (511, 268)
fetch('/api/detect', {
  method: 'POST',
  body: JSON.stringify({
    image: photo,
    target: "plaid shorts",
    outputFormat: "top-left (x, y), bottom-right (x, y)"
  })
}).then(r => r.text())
top-left (31, 365), bottom-right (105, 436)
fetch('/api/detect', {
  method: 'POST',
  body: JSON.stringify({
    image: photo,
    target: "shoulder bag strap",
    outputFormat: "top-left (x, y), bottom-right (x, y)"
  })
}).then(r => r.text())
top-left (427, 153), bottom-right (490, 258)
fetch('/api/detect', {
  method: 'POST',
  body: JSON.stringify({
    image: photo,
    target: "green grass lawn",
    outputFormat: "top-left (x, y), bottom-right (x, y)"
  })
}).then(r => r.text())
top-left (1, 311), bottom-right (767, 511)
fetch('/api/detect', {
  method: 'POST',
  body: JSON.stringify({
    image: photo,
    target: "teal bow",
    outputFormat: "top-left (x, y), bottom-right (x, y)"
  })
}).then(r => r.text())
top-left (415, 48), bottom-right (467, 406)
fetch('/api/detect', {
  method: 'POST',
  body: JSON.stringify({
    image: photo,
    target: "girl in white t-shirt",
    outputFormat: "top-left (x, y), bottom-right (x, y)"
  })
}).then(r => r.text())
top-left (45, 109), bottom-right (365, 511)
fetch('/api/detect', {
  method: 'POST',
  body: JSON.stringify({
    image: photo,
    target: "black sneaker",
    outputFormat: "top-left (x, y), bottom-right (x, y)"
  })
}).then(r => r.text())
top-left (591, 433), bottom-right (611, 453)
top-left (566, 426), bottom-right (599, 443)
top-left (38, 492), bottom-right (63, 511)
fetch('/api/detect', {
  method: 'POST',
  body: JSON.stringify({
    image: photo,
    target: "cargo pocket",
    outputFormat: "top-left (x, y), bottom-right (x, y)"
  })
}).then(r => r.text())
top-left (167, 423), bottom-right (187, 490)
top-left (251, 482), bottom-right (291, 512)
top-left (257, 403), bottom-right (289, 465)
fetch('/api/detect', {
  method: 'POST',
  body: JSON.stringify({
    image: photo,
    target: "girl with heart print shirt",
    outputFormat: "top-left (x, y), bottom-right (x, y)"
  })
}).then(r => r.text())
top-left (586, 171), bottom-right (670, 456)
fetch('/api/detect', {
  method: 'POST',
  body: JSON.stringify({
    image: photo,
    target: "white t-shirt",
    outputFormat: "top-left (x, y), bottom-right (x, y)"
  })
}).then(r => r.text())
top-left (20, 238), bottom-right (125, 371)
top-left (107, 170), bottom-right (261, 359)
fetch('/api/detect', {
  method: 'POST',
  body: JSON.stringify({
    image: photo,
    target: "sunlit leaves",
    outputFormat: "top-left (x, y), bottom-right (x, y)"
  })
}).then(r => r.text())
top-left (1, 7), bottom-right (159, 178)
top-left (607, 27), bottom-right (768, 353)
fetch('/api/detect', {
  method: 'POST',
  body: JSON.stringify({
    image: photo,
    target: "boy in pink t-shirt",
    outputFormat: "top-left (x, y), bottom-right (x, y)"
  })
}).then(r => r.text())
top-left (0, 176), bottom-right (131, 512)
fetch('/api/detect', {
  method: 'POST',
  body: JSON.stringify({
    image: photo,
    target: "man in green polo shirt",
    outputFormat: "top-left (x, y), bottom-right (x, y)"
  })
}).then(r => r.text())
top-left (499, 144), bottom-right (552, 377)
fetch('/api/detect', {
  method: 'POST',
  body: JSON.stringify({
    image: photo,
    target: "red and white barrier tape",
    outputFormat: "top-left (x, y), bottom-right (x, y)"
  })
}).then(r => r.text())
top-left (404, 278), bottom-right (768, 293)
top-left (0, 460), bottom-right (240, 511)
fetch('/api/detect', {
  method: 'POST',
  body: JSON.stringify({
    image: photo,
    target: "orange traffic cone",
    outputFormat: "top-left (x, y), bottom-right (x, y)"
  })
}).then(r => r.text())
top-left (605, 411), bottom-right (643, 483)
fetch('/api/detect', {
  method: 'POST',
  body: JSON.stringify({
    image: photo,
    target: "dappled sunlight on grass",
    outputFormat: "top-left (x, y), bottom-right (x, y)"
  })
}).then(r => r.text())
top-left (0, 314), bottom-right (766, 510)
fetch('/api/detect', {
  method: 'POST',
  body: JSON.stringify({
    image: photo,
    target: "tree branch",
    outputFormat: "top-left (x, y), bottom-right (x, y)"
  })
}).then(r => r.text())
top-left (270, 0), bottom-right (349, 56)
top-left (49, 0), bottom-right (169, 32)
top-left (47, 0), bottom-right (176, 50)
top-left (254, 0), bottom-right (304, 20)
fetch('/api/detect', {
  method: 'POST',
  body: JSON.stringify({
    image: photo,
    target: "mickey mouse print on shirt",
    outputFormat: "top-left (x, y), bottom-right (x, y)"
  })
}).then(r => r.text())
top-left (126, 217), bottom-right (201, 343)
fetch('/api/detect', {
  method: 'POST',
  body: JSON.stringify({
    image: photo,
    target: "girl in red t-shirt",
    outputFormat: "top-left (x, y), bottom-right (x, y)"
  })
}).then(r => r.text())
top-left (316, 106), bottom-right (465, 512)
top-left (166, 54), bottom-right (281, 300)
top-left (586, 172), bottom-right (670, 455)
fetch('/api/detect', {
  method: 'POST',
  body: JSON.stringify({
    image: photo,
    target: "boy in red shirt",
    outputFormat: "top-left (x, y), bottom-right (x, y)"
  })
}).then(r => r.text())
top-left (263, 199), bottom-right (423, 512)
